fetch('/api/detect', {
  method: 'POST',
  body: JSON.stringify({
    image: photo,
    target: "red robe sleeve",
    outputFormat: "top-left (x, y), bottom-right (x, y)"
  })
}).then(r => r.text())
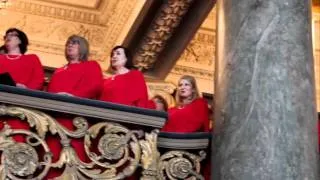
top-left (71, 61), bottom-right (103, 98)
top-left (161, 98), bottom-right (210, 132)
top-left (25, 54), bottom-right (45, 90)
top-left (130, 70), bottom-right (151, 108)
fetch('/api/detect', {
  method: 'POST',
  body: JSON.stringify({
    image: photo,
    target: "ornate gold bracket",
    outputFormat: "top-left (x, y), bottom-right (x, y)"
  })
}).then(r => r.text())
top-left (133, 0), bottom-right (194, 70)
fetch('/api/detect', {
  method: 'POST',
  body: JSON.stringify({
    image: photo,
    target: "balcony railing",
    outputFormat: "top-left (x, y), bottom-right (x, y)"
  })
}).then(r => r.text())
top-left (0, 85), bottom-right (210, 179)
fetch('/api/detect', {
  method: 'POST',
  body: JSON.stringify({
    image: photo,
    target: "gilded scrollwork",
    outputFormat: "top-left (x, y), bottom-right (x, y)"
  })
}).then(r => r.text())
top-left (139, 130), bottom-right (160, 180)
top-left (0, 104), bottom-right (210, 179)
top-left (83, 122), bottom-right (142, 179)
top-left (0, 123), bottom-right (52, 180)
top-left (159, 150), bottom-right (206, 180)
top-left (134, 0), bottom-right (194, 70)
top-left (3, 143), bottom-right (38, 176)
top-left (0, 105), bottom-right (143, 179)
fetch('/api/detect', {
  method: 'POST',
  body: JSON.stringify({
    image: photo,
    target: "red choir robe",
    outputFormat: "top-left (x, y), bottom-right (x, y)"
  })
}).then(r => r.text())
top-left (99, 70), bottom-right (153, 109)
top-left (0, 54), bottom-right (45, 141)
top-left (0, 54), bottom-right (44, 89)
top-left (161, 98), bottom-right (210, 132)
top-left (46, 61), bottom-right (103, 178)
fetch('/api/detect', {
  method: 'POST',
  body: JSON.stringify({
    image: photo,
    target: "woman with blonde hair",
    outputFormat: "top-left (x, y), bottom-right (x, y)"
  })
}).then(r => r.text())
top-left (161, 75), bottom-right (210, 132)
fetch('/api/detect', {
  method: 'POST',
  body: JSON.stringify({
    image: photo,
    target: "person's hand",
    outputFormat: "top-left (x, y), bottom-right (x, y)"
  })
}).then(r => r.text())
top-left (56, 92), bottom-right (74, 97)
top-left (16, 83), bottom-right (27, 88)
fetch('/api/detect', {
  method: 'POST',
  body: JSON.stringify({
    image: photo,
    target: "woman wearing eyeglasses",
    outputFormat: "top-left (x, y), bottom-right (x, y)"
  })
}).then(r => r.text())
top-left (0, 28), bottom-right (45, 144)
top-left (46, 35), bottom-right (103, 179)
top-left (0, 28), bottom-right (44, 89)
top-left (47, 35), bottom-right (103, 98)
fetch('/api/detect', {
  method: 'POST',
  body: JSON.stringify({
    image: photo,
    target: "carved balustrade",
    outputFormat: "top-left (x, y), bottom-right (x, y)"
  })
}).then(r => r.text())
top-left (0, 85), bottom-right (210, 179)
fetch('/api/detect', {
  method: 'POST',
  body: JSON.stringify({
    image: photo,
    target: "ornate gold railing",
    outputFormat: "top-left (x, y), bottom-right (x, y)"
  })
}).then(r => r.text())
top-left (0, 85), bottom-right (210, 179)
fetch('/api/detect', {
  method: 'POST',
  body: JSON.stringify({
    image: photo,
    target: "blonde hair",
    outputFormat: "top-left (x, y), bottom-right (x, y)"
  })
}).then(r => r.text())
top-left (175, 75), bottom-right (200, 106)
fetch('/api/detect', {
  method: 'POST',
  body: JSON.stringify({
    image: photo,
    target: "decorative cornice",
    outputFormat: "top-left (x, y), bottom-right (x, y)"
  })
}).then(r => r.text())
top-left (40, 0), bottom-right (102, 9)
top-left (133, 0), bottom-right (194, 70)
top-left (172, 65), bottom-right (214, 80)
top-left (9, 0), bottom-right (101, 25)
top-left (98, 0), bottom-right (139, 55)
top-left (147, 82), bottom-right (177, 94)
top-left (178, 32), bottom-right (215, 65)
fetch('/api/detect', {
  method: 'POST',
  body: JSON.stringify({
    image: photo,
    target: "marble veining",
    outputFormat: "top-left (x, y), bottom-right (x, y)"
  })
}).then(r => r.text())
top-left (213, 0), bottom-right (318, 179)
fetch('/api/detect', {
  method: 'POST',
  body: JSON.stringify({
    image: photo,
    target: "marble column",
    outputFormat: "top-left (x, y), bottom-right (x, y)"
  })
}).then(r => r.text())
top-left (213, 0), bottom-right (319, 180)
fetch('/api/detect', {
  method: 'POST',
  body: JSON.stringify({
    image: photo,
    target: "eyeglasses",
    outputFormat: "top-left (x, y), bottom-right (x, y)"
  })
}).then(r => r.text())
top-left (66, 39), bottom-right (80, 46)
top-left (3, 32), bottom-right (19, 40)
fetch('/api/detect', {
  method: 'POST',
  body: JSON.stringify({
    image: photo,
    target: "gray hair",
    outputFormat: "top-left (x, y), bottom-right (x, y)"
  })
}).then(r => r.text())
top-left (65, 35), bottom-right (89, 61)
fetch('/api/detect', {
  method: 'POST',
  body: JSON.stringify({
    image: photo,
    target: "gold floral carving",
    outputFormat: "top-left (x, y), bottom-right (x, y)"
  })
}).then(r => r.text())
top-left (179, 32), bottom-right (215, 65)
top-left (147, 82), bottom-right (177, 107)
top-left (139, 131), bottom-right (207, 180)
top-left (134, 0), bottom-right (195, 70)
top-left (9, 0), bottom-right (100, 24)
top-left (0, 105), bottom-right (142, 179)
top-left (0, 105), bottom-right (209, 179)
top-left (139, 130), bottom-right (160, 180)
top-left (159, 151), bottom-right (206, 180)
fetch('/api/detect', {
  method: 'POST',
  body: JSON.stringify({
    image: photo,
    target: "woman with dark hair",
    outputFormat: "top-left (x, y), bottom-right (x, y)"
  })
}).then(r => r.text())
top-left (161, 75), bottom-right (210, 132)
top-left (0, 28), bottom-right (44, 144)
top-left (99, 45), bottom-right (152, 108)
top-left (46, 35), bottom-right (103, 178)
top-left (0, 28), bottom-right (44, 89)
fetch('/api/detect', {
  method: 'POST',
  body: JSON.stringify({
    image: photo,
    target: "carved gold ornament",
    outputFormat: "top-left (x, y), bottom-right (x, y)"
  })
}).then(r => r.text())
top-left (0, 104), bottom-right (208, 179)
top-left (159, 151), bottom-right (206, 180)
top-left (134, 0), bottom-right (194, 70)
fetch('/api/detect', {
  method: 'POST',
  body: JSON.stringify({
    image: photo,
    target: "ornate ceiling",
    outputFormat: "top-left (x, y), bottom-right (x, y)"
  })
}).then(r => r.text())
top-left (0, 0), bottom-right (214, 93)
top-left (41, 0), bottom-right (101, 8)
top-left (0, 0), bottom-right (147, 70)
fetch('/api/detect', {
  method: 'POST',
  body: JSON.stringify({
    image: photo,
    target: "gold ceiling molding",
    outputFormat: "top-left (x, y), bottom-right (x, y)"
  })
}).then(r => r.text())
top-left (98, 0), bottom-right (139, 54)
top-left (172, 65), bottom-right (214, 80)
top-left (147, 82), bottom-right (177, 95)
top-left (133, 0), bottom-right (195, 71)
top-left (41, 0), bottom-right (102, 9)
top-left (0, 13), bottom-right (107, 52)
top-left (1, 0), bottom-right (140, 69)
top-left (8, 0), bottom-right (100, 25)
top-left (29, 40), bottom-right (100, 60)
top-left (178, 32), bottom-right (215, 65)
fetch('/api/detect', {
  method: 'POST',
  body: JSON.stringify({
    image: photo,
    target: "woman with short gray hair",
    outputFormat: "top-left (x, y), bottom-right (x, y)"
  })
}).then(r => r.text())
top-left (46, 34), bottom-right (103, 179)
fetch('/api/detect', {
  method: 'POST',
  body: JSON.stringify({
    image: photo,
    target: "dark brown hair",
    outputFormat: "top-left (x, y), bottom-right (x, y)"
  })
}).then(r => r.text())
top-left (110, 45), bottom-right (133, 69)
top-left (5, 28), bottom-right (29, 54)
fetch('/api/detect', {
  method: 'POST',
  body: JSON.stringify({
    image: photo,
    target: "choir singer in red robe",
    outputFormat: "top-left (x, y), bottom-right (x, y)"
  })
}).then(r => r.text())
top-left (0, 28), bottom-right (45, 142)
top-left (99, 45), bottom-right (153, 108)
top-left (161, 75), bottom-right (210, 132)
top-left (0, 28), bottom-right (44, 89)
top-left (46, 35), bottom-right (103, 178)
